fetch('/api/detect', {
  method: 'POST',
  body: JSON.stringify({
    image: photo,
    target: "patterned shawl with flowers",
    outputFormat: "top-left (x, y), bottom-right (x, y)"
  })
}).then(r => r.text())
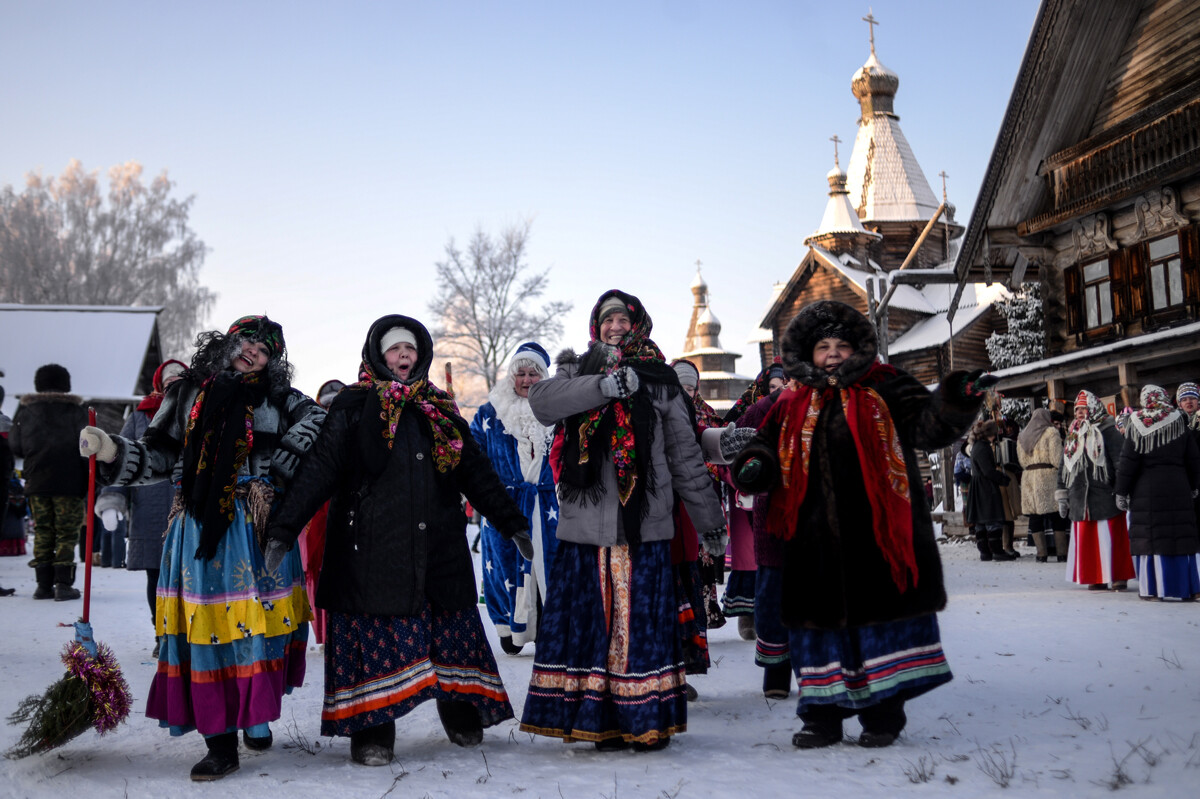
top-left (764, 362), bottom-right (918, 592)
top-left (354, 358), bottom-right (465, 478)
top-left (558, 290), bottom-right (679, 544)
top-left (1127, 385), bottom-right (1187, 454)
top-left (180, 369), bottom-right (271, 559)
top-left (1062, 390), bottom-right (1111, 485)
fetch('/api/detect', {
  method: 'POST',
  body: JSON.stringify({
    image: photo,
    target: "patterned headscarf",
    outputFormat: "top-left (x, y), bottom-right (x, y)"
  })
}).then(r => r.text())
top-left (1127, 385), bottom-right (1186, 453)
top-left (227, 314), bottom-right (285, 357)
top-left (354, 356), bottom-right (464, 475)
top-left (1062, 390), bottom-right (1109, 485)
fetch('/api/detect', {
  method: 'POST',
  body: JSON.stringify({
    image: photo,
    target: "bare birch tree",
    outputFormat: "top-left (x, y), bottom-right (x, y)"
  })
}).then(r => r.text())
top-left (428, 220), bottom-right (571, 393)
top-left (0, 160), bottom-right (214, 355)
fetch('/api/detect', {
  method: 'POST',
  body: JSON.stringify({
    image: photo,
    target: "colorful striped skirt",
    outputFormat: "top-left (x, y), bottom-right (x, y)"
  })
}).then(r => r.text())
top-left (146, 482), bottom-right (310, 737)
top-left (722, 569), bottom-right (756, 617)
top-left (789, 613), bottom-right (952, 713)
top-left (754, 566), bottom-right (789, 668)
top-left (1067, 515), bottom-right (1135, 586)
top-left (1135, 554), bottom-right (1200, 600)
top-left (321, 604), bottom-right (513, 738)
top-left (520, 540), bottom-right (686, 745)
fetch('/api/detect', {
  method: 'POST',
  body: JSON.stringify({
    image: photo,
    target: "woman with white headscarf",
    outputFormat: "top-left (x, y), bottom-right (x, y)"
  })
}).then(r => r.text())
top-left (1055, 390), bottom-right (1135, 591)
top-left (1115, 385), bottom-right (1200, 601)
top-left (469, 342), bottom-right (560, 654)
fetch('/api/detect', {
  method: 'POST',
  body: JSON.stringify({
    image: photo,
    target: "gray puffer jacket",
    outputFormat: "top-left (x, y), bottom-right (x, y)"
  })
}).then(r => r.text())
top-left (529, 357), bottom-right (723, 547)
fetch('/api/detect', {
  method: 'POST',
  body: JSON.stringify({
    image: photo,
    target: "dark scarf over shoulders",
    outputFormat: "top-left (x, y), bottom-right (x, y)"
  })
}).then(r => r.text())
top-left (180, 370), bottom-right (271, 559)
top-left (558, 289), bottom-right (680, 544)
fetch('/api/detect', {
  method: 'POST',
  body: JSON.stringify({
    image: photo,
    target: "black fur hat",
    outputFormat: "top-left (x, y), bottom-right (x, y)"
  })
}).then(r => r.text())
top-left (34, 363), bottom-right (71, 393)
top-left (780, 300), bottom-right (877, 388)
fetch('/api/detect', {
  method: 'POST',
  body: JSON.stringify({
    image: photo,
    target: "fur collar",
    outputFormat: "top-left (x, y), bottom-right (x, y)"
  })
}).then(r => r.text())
top-left (19, 392), bottom-right (83, 406)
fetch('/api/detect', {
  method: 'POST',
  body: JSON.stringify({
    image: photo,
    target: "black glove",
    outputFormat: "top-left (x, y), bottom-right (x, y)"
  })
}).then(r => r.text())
top-left (512, 527), bottom-right (534, 560)
top-left (737, 457), bottom-right (763, 485)
top-left (263, 539), bottom-right (288, 573)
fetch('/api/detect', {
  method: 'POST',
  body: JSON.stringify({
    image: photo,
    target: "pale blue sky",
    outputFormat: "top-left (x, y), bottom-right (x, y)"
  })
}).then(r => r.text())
top-left (1, 0), bottom-right (1040, 399)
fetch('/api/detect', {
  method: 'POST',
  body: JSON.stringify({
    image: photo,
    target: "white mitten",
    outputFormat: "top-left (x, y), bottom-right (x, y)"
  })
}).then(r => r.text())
top-left (78, 426), bottom-right (118, 463)
top-left (100, 509), bottom-right (120, 532)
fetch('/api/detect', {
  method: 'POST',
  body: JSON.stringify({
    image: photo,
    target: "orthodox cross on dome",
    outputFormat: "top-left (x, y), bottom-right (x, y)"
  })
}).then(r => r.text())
top-left (862, 9), bottom-right (879, 56)
top-left (830, 134), bottom-right (842, 168)
top-left (938, 170), bottom-right (949, 203)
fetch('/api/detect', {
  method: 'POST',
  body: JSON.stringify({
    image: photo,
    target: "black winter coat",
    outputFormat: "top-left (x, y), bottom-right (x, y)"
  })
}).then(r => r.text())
top-left (1115, 432), bottom-right (1200, 557)
top-left (733, 301), bottom-right (983, 630)
top-left (9, 393), bottom-right (89, 497)
top-left (966, 438), bottom-right (1009, 525)
top-left (268, 314), bottom-right (528, 617)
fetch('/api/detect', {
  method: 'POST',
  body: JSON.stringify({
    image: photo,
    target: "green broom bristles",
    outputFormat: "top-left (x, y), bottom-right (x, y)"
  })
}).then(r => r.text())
top-left (5, 674), bottom-right (95, 759)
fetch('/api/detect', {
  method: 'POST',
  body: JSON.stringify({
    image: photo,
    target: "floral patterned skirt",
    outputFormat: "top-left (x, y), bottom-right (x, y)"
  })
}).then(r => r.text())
top-left (520, 540), bottom-right (686, 745)
top-left (146, 480), bottom-right (310, 737)
top-left (321, 604), bottom-right (513, 737)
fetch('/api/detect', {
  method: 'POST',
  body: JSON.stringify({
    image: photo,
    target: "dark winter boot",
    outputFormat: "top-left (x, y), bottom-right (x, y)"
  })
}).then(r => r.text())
top-left (53, 565), bottom-right (81, 601)
top-left (972, 528), bottom-right (992, 561)
top-left (190, 732), bottom-right (239, 781)
top-left (632, 736), bottom-right (671, 752)
top-left (32, 565), bottom-right (55, 600)
top-left (737, 614), bottom-right (757, 641)
top-left (858, 696), bottom-right (906, 748)
top-left (350, 721), bottom-right (395, 766)
top-left (793, 706), bottom-right (844, 749)
top-left (499, 635), bottom-right (524, 655)
top-left (437, 698), bottom-right (483, 747)
top-left (989, 533), bottom-right (1015, 561)
top-left (763, 663), bottom-right (792, 700)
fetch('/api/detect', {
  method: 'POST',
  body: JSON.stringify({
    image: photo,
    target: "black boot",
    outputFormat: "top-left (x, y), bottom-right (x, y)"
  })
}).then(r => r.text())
top-left (763, 663), bottom-right (792, 700)
top-left (498, 635), bottom-right (523, 655)
top-left (989, 534), bottom-right (1015, 561)
top-left (350, 721), bottom-right (395, 766)
top-left (972, 529), bottom-right (992, 561)
top-left (793, 706), bottom-right (844, 749)
top-left (32, 565), bottom-right (55, 600)
top-left (437, 698), bottom-right (483, 747)
top-left (858, 696), bottom-right (906, 748)
top-left (54, 564), bottom-right (81, 601)
top-left (191, 732), bottom-right (239, 781)
top-left (242, 728), bottom-right (273, 750)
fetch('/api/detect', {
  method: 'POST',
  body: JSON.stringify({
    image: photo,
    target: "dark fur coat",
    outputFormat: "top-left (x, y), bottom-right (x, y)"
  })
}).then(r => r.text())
top-left (734, 301), bottom-right (982, 630)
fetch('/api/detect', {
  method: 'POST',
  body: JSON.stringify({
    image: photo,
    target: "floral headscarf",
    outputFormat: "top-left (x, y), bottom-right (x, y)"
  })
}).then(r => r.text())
top-left (354, 355), bottom-right (463, 475)
top-left (1126, 385), bottom-right (1186, 453)
top-left (1062, 389), bottom-right (1110, 485)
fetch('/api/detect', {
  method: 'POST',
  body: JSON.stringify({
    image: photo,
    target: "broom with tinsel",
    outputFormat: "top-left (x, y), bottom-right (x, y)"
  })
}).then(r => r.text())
top-left (6, 408), bottom-right (132, 759)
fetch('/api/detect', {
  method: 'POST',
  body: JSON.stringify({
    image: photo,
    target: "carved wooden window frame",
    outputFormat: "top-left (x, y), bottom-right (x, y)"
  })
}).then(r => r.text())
top-left (1068, 255), bottom-right (1122, 341)
top-left (1135, 225), bottom-right (1200, 330)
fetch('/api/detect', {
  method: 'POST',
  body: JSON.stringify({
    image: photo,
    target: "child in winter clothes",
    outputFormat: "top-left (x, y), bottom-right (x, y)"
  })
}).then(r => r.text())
top-left (10, 364), bottom-right (89, 600)
top-left (732, 300), bottom-right (992, 749)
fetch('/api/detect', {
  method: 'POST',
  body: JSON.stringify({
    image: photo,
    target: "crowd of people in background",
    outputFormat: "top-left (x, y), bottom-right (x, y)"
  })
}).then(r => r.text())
top-left (3, 294), bottom-right (1198, 781)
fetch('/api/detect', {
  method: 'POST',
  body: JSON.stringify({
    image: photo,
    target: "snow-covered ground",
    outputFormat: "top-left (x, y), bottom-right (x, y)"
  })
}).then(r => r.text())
top-left (2, 535), bottom-right (1198, 798)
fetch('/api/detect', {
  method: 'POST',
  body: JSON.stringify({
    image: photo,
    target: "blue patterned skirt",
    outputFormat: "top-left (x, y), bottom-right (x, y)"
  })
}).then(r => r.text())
top-left (520, 540), bottom-right (686, 744)
top-left (321, 604), bottom-right (514, 737)
top-left (790, 613), bottom-right (952, 713)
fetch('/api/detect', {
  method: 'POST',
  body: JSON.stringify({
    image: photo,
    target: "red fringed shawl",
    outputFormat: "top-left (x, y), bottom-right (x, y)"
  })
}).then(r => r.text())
top-left (765, 364), bottom-right (917, 592)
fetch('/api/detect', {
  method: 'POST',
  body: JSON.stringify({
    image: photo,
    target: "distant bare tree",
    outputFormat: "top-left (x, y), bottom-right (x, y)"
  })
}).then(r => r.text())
top-left (0, 159), bottom-right (215, 356)
top-left (428, 220), bottom-right (571, 393)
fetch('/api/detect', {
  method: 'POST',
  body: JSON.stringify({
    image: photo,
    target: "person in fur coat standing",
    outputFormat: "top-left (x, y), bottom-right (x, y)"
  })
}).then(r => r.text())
top-left (469, 342), bottom-right (559, 656)
top-left (1115, 385), bottom-right (1200, 600)
top-left (732, 300), bottom-right (993, 749)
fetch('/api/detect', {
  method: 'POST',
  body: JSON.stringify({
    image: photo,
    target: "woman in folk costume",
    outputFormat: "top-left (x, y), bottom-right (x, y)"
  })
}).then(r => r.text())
top-left (78, 315), bottom-right (324, 781)
top-left (1017, 408), bottom-right (1067, 563)
top-left (265, 315), bottom-right (529, 767)
top-left (469, 342), bottom-right (559, 656)
top-left (520, 289), bottom-right (726, 751)
top-left (295, 378), bottom-right (347, 647)
top-left (1115, 385), bottom-right (1200, 601)
top-left (95, 358), bottom-right (187, 657)
top-left (666, 358), bottom-right (724, 700)
top-left (720, 361), bottom-right (787, 644)
top-left (1055, 390), bottom-right (1136, 591)
top-left (732, 301), bottom-right (992, 749)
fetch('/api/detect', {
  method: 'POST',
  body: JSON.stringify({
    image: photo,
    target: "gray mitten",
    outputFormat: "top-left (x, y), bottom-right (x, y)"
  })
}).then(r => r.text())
top-left (512, 528), bottom-right (534, 560)
top-left (263, 539), bottom-right (288, 573)
top-left (699, 525), bottom-right (728, 557)
top-left (1058, 500), bottom-right (1069, 518)
top-left (720, 424), bottom-right (757, 461)
top-left (599, 366), bottom-right (640, 399)
top-left (1115, 494), bottom-right (1130, 512)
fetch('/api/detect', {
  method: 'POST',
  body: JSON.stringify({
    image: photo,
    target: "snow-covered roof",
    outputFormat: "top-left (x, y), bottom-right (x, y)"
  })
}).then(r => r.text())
top-left (748, 282), bottom-right (786, 344)
top-left (0, 304), bottom-right (162, 418)
top-left (679, 346), bottom-right (742, 358)
top-left (806, 167), bottom-right (882, 243)
top-left (698, 370), bottom-right (754, 382)
top-left (812, 247), bottom-right (936, 314)
top-left (993, 320), bottom-right (1200, 381)
top-left (844, 113), bottom-right (940, 223)
top-left (696, 307), bottom-right (719, 328)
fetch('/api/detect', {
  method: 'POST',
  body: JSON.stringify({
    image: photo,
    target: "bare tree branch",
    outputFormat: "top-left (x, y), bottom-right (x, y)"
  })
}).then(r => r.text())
top-left (0, 159), bottom-right (216, 356)
top-left (427, 220), bottom-right (571, 395)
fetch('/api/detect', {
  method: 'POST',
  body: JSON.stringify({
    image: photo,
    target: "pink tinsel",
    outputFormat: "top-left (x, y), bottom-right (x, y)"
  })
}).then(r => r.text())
top-left (61, 641), bottom-right (133, 735)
